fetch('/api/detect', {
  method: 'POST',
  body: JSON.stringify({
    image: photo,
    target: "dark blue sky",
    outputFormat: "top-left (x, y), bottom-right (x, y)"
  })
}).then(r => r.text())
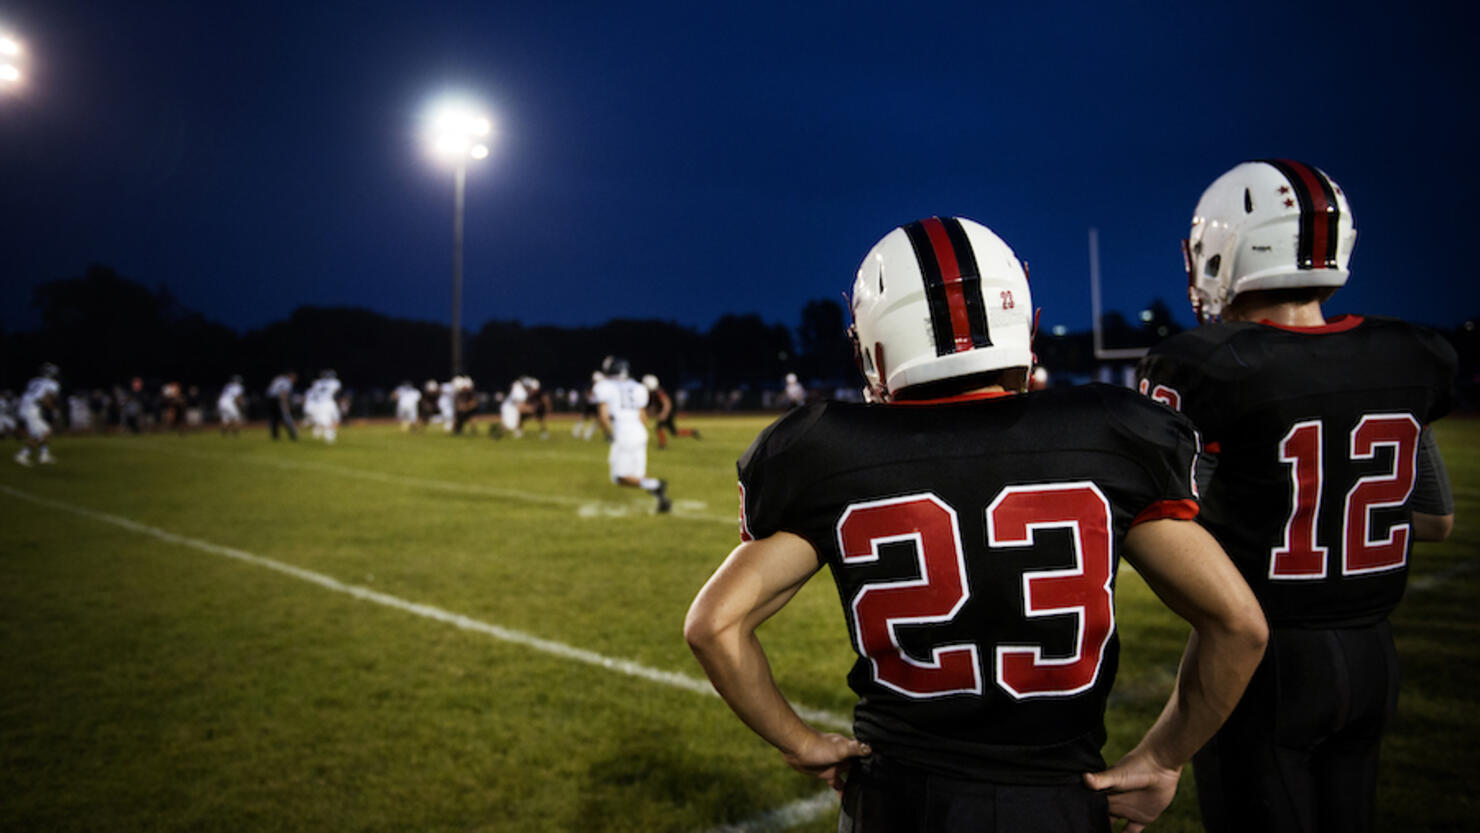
top-left (2, 1), bottom-right (1475, 339)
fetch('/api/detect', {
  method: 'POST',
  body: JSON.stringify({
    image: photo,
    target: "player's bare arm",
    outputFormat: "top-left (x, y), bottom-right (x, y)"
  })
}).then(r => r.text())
top-left (684, 531), bottom-right (871, 791)
top-left (1084, 518), bottom-right (1267, 832)
top-left (1412, 426), bottom-right (1455, 541)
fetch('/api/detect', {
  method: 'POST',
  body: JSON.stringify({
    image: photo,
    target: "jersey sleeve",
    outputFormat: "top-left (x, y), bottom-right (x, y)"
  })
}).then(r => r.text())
top-left (1137, 334), bottom-right (1232, 445)
top-left (1413, 322), bottom-right (1460, 423)
top-left (1099, 387), bottom-right (1203, 525)
top-left (1410, 425), bottom-right (1455, 515)
top-left (735, 404), bottom-right (827, 542)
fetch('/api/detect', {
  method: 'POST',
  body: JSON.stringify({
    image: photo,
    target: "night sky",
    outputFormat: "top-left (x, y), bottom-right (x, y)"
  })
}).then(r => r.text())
top-left (2, 1), bottom-right (1475, 339)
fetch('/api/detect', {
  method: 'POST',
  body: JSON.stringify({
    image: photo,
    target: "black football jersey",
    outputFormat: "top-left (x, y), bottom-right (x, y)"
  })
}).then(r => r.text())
top-left (1137, 315), bottom-right (1456, 628)
top-left (737, 384), bottom-right (1201, 784)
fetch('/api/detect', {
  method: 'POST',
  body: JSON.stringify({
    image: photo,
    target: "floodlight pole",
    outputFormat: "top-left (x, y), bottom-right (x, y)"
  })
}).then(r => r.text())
top-left (451, 163), bottom-right (466, 377)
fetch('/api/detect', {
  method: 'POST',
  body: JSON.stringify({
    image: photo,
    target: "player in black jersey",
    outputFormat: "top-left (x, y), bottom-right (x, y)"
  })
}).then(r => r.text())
top-left (686, 217), bottom-right (1267, 833)
top-left (1137, 160), bottom-right (1457, 833)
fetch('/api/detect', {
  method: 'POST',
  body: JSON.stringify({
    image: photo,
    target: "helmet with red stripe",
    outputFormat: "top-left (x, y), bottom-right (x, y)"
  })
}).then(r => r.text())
top-left (1185, 160), bottom-right (1357, 323)
top-left (849, 216), bottom-right (1033, 402)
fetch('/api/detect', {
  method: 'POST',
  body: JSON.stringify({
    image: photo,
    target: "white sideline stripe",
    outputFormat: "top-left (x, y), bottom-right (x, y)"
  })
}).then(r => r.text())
top-left (131, 441), bottom-right (739, 525)
top-left (0, 484), bottom-right (849, 732)
top-left (1408, 558), bottom-right (1480, 592)
top-left (696, 790), bottom-right (836, 833)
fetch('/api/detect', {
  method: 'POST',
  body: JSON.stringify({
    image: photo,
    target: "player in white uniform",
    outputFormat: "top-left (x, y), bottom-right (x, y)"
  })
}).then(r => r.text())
top-left (218, 375), bottom-right (246, 436)
top-left (305, 370), bottom-right (343, 443)
top-left (498, 377), bottom-right (529, 438)
top-left (0, 390), bottom-right (17, 439)
top-left (784, 372), bottom-right (807, 408)
top-left (15, 363), bottom-right (61, 466)
top-left (392, 381), bottom-right (422, 431)
top-left (572, 371), bottom-right (603, 440)
top-left (593, 356), bottom-right (670, 513)
top-left (436, 381), bottom-right (456, 431)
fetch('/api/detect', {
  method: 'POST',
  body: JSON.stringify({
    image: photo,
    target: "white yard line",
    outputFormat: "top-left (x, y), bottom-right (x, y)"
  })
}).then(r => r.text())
top-left (0, 483), bottom-right (848, 734)
top-left (131, 441), bottom-right (739, 525)
top-left (696, 790), bottom-right (837, 833)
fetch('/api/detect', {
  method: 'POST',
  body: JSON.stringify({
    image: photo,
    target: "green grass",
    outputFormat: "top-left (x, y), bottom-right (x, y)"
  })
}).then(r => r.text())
top-left (1, 415), bottom-right (1476, 832)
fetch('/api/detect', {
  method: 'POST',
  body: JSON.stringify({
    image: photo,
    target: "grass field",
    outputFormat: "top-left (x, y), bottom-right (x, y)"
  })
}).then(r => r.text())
top-left (2, 414), bottom-right (1476, 832)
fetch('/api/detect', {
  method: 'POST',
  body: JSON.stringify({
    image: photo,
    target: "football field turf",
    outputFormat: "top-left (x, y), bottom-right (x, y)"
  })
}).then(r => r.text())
top-left (2, 415), bottom-right (1476, 832)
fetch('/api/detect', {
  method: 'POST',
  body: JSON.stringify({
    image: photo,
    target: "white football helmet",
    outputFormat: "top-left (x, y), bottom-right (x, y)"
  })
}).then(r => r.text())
top-left (641, 374), bottom-right (659, 391)
top-left (600, 355), bottom-right (630, 379)
top-left (1185, 159), bottom-right (1357, 323)
top-left (850, 217), bottom-right (1033, 401)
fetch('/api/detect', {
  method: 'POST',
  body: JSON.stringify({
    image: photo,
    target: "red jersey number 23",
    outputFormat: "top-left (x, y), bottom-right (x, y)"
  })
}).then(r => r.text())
top-left (836, 483), bottom-right (1115, 701)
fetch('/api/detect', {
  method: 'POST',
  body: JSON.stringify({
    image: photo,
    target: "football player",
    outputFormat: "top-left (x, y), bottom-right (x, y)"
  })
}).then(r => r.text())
top-left (14, 363), bottom-right (61, 466)
top-left (783, 372), bottom-right (807, 408)
top-left (572, 371), bottom-right (603, 440)
top-left (304, 369), bottom-right (342, 443)
top-left (0, 390), bottom-right (17, 440)
top-left (494, 376), bottom-right (529, 439)
top-left (685, 217), bottom-right (1268, 833)
top-left (217, 375), bottom-right (246, 436)
top-left (594, 357), bottom-right (670, 513)
top-left (643, 374), bottom-right (699, 449)
top-left (266, 371), bottom-right (298, 441)
top-left (391, 380), bottom-right (422, 432)
top-left (1136, 160), bottom-right (1457, 833)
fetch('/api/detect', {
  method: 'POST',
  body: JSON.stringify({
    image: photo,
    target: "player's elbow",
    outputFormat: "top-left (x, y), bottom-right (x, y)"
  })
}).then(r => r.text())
top-left (1412, 512), bottom-right (1454, 542)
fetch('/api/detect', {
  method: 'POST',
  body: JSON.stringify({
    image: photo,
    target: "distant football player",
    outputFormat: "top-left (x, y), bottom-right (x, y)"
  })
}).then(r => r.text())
top-left (685, 217), bottom-right (1268, 832)
top-left (495, 376), bottom-right (529, 439)
top-left (15, 363), bottom-right (62, 466)
top-left (594, 356), bottom-right (670, 513)
top-left (265, 371), bottom-right (298, 441)
top-left (436, 379), bottom-right (456, 432)
top-left (783, 372), bottom-right (806, 408)
top-left (572, 371), bottom-right (603, 440)
top-left (419, 380), bottom-right (440, 427)
top-left (452, 376), bottom-right (479, 435)
top-left (304, 369), bottom-right (342, 443)
top-left (642, 374), bottom-right (698, 449)
top-left (0, 390), bottom-right (17, 440)
top-left (217, 375), bottom-right (246, 436)
top-left (1136, 160), bottom-right (1457, 833)
top-left (392, 381), bottom-right (422, 432)
top-left (160, 381), bottom-right (186, 434)
top-left (524, 377), bottom-right (552, 439)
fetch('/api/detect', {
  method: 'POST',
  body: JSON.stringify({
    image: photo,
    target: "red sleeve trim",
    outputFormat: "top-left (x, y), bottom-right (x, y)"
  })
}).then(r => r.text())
top-left (1204, 440), bottom-right (1221, 454)
top-left (1132, 499), bottom-right (1200, 526)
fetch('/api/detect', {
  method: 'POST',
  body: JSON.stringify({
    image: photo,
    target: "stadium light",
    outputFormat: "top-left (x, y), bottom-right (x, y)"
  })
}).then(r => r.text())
top-left (424, 97), bottom-right (496, 377)
top-left (1, 30), bottom-right (24, 88)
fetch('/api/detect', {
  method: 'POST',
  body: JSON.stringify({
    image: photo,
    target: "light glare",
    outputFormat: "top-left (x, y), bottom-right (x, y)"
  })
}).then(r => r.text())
top-left (0, 36), bottom-right (19, 56)
top-left (0, 64), bottom-right (19, 83)
top-left (425, 96), bottom-right (496, 163)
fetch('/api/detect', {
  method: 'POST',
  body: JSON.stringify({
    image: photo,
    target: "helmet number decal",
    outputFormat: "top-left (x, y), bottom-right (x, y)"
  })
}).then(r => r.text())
top-left (1000, 290), bottom-right (1016, 310)
top-left (837, 484), bottom-right (1114, 700)
top-left (1270, 414), bottom-right (1419, 579)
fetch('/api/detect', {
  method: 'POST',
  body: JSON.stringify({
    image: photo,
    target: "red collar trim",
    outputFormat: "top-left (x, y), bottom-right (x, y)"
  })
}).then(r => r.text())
top-left (892, 390), bottom-right (1020, 406)
top-left (1257, 314), bottom-right (1364, 334)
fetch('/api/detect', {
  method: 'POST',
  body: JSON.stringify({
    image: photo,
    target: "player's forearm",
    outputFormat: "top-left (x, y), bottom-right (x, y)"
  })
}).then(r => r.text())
top-left (1136, 622), bottom-right (1265, 769)
top-left (686, 625), bottom-right (816, 755)
top-left (1412, 512), bottom-right (1453, 542)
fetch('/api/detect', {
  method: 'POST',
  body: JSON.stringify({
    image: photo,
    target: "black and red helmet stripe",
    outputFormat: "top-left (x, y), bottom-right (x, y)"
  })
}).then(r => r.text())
top-left (1259, 159), bottom-right (1342, 270)
top-left (902, 217), bottom-right (993, 356)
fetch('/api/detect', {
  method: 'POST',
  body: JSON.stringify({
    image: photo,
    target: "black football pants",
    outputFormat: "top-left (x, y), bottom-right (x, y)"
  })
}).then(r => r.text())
top-left (1193, 620), bottom-right (1398, 833)
top-left (838, 754), bottom-right (1108, 833)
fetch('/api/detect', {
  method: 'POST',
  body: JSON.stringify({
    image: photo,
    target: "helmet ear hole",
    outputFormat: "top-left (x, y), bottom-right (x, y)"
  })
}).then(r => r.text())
top-left (1204, 254), bottom-right (1222, 278)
